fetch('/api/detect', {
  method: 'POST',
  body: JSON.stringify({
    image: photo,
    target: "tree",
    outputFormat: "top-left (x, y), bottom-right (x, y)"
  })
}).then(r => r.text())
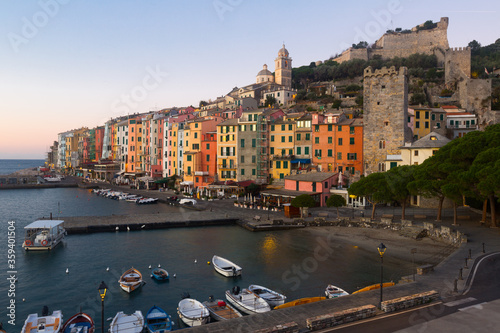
top-left (199, 100), bottom-right (208, 108)
top-left (291, 194), bottom-right (317, 218)
top-left (468, 40), bottom-right (481, 54)
top-left (326, 194), bottom-right (346, 218)
top-left (385, 165), bottom-right (415, 220)
top-left (348, 173), bottom-right (392, 219)
top-left (265, 95), bottom-right (277, 108)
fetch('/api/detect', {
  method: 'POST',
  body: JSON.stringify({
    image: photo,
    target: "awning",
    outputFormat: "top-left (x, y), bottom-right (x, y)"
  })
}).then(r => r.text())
top-left (180, 181), bottom-right (193, 185)
top-left (291, 159), bottom-right (311, 164)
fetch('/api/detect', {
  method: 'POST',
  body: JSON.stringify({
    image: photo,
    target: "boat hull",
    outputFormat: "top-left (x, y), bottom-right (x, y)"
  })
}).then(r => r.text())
top-left (274, 297), bottom-right (326, 310)
top-left (119, 268), bottom-right (143, 293)
top-left (145, 306), bottom-right (173, 332)
top-left (225, 289), bottom-right (270, 315)
top-left (325, 285), bottom-right (349, 299)
top-left (203, 299), bottom-right (242, 321)
top-left (62, 312), bottom-right (95, 333)
top-left (21, 310), bottom-right (63, 333)
top-left (212, 255), bottom-right (242, 277)
top-left (177, 299), bottom-right (209, 327)
top-left (248, 285), bottom-right (286, 307)
top-left (109, 311), bottom-right (144, 333)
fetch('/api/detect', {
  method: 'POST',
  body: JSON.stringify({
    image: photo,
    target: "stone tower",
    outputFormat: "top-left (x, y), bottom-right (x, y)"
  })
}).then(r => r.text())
top-left (445, 47), bottom-right (471, 85)
top-left (275, 44), bottom-right (292, 88)
top-left (363, 66), bottom-right (410, 175)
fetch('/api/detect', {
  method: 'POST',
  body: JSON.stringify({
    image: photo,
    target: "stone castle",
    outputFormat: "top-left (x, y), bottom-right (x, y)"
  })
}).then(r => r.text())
top-left (334, 17), bottom-right (450, 65)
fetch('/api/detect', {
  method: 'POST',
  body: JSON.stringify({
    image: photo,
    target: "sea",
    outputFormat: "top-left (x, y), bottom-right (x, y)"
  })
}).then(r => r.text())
top-left (0, 159), bottom-right (45, 175)
top-left (0, 160), bottom-right (412, 331)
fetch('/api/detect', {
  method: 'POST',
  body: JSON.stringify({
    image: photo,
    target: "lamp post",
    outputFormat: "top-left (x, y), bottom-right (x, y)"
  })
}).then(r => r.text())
top-left (349, 195), bottom-right (357, 218)
top-left (98, 281), bottom-right (108, 333)
top-left (377, 243), bottom-right (387, 309)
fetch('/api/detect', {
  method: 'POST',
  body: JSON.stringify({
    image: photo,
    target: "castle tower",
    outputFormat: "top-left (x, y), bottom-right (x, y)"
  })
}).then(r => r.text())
top-left (445, 47), bottom-right (471, 84)
top-left (275, 44), bottom-right (292, 88)
top-left (363, 66), bottom-right (411, 175)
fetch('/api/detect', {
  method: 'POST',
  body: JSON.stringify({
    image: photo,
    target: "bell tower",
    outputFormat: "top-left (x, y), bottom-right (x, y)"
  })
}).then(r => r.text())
top-left (275, 44), bottom-right (292, 88)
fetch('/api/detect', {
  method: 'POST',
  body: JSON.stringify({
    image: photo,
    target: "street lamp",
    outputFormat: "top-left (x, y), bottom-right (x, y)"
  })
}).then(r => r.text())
top-left (377, 243), bottom-right (387, 309)
top-left (98, 281), bottom-right (108, 333)
top-left (349, 194), bottom-right (357, 218)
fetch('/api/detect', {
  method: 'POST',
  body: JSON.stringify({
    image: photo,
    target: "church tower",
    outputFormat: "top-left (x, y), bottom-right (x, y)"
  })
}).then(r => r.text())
top-left (275, 44), bottom-right (292, 88)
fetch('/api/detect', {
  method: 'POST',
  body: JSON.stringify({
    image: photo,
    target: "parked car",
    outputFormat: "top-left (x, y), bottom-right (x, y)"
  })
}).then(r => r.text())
top-left (179, 198), bottom-right (197, 205)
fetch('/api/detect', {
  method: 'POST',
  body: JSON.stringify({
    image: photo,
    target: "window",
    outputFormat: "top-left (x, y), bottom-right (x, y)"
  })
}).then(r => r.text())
top-left (315, 137), bottom-right (319, 144)
top-left (312, 182), bottom-right (316, 192)
top-left (338, 126), bottom-right (342, 131)
top-left (206, 155), bottom-right (210, 162)
top-left (414, 150), bottom-right (419, 156)
top-left (431, 114), bottom-right (436, 121)
top-left (271, 135), bottom-right (275, 142)
top-left (328, 137), bottom-right (332, 144)
top-left (252, 139), bottom-right (256, 147)
top-left (338, 138), bottom-right (343, 145)
top-left (195, 123), bottom-right (198, 128)
top-left (350, 126), bottom-right (355, 134)
top-left (425, 111), bottom-right (429, 119)
top-left (315, 149), bottom-right (322, 157)
top-left (416, 112), bottom-right (420, 119)
top-left (379, 140), bottom-right (385, 149)
top-left (252, 156), bottom-right (256, 163)
top-left (296, 147), bottom-right (302, 155)
top-left (305, 133), bottom-right (310, 140)
top-left (282, 149), bottom-right (286, 156)
top-left (271, 125), bottom-right (275, 131)
top-left (206, 143), bottom-right (210, 150)
top-left (240, 139), bottom-right (245, 148)
top-left (289, 124), bottom-right (292, 131)
top-left (415, 122), bottom-right (420, 128)
top-left (252, 169), bottom-right (256, 176)
top-left (289, 136), bottom-right (292, 142)
top-left (304, 147), bottom-right (309, 155)
top-left (315, 125), bottom-right (319, 132)
top-left (450, 120), bottom-right (454, 126)
top-left (347, 153), bottom-right (357, 160)
top-left (296, 133), bottom-right (301, 141)
top-left (328, 124), bottom-right (332, 131)
top-left (337, 152), bottom-right (342, 160)
top-left (440, 114), bottom-right (444, 121)
top-left (378, 163), bottom-right (386, 172)
top-left (270, 147), bottom-right (274, 154)
top-left (296, 181), bottom-right (299, 191)
top-left (241, 169), bottom-right (245, 175)
top-left (187, 166), bottom-right (191, 175)
top-left (281, 124), bottom-right (285, 131)
top-left (425, 122), bottom-right (429, 129)
top-left (327, 149), bottom-right (332, 157)
top-left (283, 161), bottom-right (288, 168)
top-left (241, 156), bottom-right (245, 163)
top-left (281, 136), bottom-right (285, 143)
top-left (194, 132), bottom-right (198, 139)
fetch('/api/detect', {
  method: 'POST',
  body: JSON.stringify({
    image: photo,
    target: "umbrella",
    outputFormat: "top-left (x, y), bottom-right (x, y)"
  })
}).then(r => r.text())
top-left (277, 197), bottom-right (280, 206)
top-left (338, 171), bottom-right (343, 187)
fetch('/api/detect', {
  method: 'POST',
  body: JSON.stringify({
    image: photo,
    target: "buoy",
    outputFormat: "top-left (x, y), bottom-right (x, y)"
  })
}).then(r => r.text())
top-left (23, 298), bottom-right (25, 302)
top-left (207, 261), bottom-right (210, 265)
top-left (148, 265), bottom-right (152, 269)
top-left (106, 267), bottom-right (109, 271)
top-left (194, 259), bottom-right (197, 264)
top-left (66, 268), bottom-right (69, 274)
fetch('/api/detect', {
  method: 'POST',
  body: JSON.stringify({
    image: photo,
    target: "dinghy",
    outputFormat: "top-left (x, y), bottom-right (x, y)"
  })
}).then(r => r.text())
top-left (109, 311), bottom-right (144, 333)
top-left (61, 312), bottom-right (95, 333)
top-left (203, 296), bottom-right (242, 321)
top-left (21, 307), bottom-right (62, 333)
top-left (145, 305), bottom-right (173, 332)
top-left (248, 284), bottom-right (286, 307)
top-left (119, 268), bottom-right (143, 293)
top-left (151, 268), bottom-right (169, 281)
top-left (325, 284), bottom-right (349, 298)
top-left (177, 298), bottom-right (209, 327)
top-left (212, 255), bottom-right (242, 277)
top-left (225, 286), bottom-right (270, 315)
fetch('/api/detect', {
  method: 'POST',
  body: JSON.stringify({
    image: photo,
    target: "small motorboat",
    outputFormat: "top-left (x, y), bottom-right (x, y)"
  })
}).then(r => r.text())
top-left (225, 286), bottom-right (270, 315)
top-left (325, 284), bottom-right (349, 299)
top-left (177, 298), bottom-right (209, 327)
top-left (21, 307), bottom-right (62, 333)
top-left (274, 296), bottom-right (326, 310)
top-left (248, 284), bottom-right (286, 307)
top-left (352, 282), bottom-right (395, 294)
top-left (137, 198), bottom-right (158, 204)
top-left (212, 255), bottom-right (242, 277)
top-left (151, 268), bottom-right (169, 281)
top-left (145, 305), bottom-right (173, 332)
top-left (61, 312), bottom-right (95, 333)
top-left (109, 311), bottom-right (144, 333)
top-left (119, 268), bottom-right (143, 293)
top-left (203, 295), bottom-right (242, 321)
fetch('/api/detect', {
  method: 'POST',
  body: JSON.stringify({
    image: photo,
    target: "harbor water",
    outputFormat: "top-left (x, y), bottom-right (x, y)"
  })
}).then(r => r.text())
top-left (0, 162), bottom-right (413, 330)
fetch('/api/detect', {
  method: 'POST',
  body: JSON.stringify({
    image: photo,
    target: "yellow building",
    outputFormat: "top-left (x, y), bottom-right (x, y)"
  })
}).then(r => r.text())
top-left (412, 108), bottom-right (432, 140)
top-left (183, 119), bottom-right (203, 183)
top-left (399, 132), bottom-right (450, 166)
top-left (217, 118), bottom-right (238, 182)
top-left (269, 120), bottom-right (295, 179)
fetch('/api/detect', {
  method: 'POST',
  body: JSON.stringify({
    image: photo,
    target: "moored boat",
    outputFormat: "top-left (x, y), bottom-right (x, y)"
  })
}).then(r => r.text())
top-left (109, 311), bottom-right (144, 333)
top-left (203, 296), bottom-right (242, 321)
top-left (212, 255), bottom-right (242, 277)
top-left (248, 284), bottom-right (286, 307)
top-left (22, 220), bottom-right (66, 251)
top-left (225, 286), bottom-right (271, 315)
top-left (119, 268), bottom-right (143, 293)
top-left (325, 284), bottom-right (349, 299)
top-left (21, 307), bottom-right (62, 333)
top-left (273, 296), bottom-right (326, 310)
top-left (151, 268), bottom-right (169, 281)
top-left (352, 282), bottom-right (395, 294)
top-left (61, 312), bottom-right (95, 333)
top-left (145, 305), bottom-right (173, 332)
top-left (177, 298), bottom-right (209, 327)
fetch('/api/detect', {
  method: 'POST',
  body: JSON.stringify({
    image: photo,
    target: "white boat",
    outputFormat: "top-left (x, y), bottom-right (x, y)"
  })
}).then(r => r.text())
top-left (44, 176), bottom-right (61, 182)
top-left (109, 311), bottom-right (144, 333)
top-left (203, 296), bottom-right (242, 321)
top-left (119, 268), bottom-right (143, 293)
top-left (21, 308), bottom-right (62, 333)
top-left (125, 195), bottom-right (142, 202)
top-left (225, 286), bottom-right (271, 315)
top-left (248, 284), bottom-right (286, 307)
top-left (177, 298), bottom-right (209, 327)
top-left (22, 220), bottom-right (66, 251)
top-left (325, 284), bottom-right (349, 299)
top-left (137, 197), bottom-right (158, 204)
top-left (212, 255), bottom-right (242, 277)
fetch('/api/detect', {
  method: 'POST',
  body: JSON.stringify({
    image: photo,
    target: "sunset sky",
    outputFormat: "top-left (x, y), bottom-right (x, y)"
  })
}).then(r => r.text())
top-left (1, 0), bottom-right (499, 159)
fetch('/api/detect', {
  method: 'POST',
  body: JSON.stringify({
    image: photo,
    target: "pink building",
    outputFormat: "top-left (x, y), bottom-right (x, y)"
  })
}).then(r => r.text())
top-left (284, 172), bottom-right (338, 207)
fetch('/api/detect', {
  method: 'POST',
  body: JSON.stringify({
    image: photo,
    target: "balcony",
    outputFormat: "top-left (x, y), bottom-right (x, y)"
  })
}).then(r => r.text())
top-left (194, 171), bottom-right (209, 176)
top-left (218, 164), bottom-right (237, 170)
top-left (272, 154), bottom-right (295, 160)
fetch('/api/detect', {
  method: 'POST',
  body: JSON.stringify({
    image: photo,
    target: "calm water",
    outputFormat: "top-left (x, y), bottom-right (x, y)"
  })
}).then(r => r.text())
top-left (0, 159), bottom-right (45, 175)
top-left (0, 187), bottom-right (411, 331)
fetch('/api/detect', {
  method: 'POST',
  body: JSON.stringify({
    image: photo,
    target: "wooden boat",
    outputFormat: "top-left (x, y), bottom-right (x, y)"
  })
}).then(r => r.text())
top-left (21, 308), bottom-right (62, 333)
top-left (61, 312), bottom-right (95, 333)
top-left (273, 297), bottom-right (326, 310)
top-left (119, 268), bottom-right (143, 293)
top-left (22, 220), bottom-right (66, 251)
top-left (109, 311), bottom-right (144, 333)
top-left (145, 305), bottom-right (173, 332)
top-left (352, 282), bottom-right (395, 294)
top-left (177, 298), bottom-right (209, 327)
top-left (248, 284), bottom-right (286, 307)
top-left (203, 296), bottom-right (242, 321)
top-left (325, 284), bottom-right (349, 299)
top-left (212, 255), bottom-right (242, 277)
top-left (225, 286), bottom-right (270, 315)
top-left (151, 268), bottom-right (169, 281)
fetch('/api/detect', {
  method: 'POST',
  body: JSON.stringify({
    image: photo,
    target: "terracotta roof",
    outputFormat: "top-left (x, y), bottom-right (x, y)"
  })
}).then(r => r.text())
top-left (285, 172), bottom-right (337, 182)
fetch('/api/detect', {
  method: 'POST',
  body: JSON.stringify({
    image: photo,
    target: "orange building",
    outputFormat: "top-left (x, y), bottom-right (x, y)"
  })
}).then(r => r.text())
top-left (335, 118), bottom-right (363, 177)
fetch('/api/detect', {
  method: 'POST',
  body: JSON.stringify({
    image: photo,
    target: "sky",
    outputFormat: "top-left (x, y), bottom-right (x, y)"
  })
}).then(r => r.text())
top-left (0, 0), bottom-right (499, 159)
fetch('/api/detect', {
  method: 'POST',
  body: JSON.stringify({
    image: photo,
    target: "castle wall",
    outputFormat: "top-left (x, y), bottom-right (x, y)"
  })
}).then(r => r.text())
top-left (459, 78), bottom-right (492, 130)
top-left (363, 66), bottom-right (409, 175)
